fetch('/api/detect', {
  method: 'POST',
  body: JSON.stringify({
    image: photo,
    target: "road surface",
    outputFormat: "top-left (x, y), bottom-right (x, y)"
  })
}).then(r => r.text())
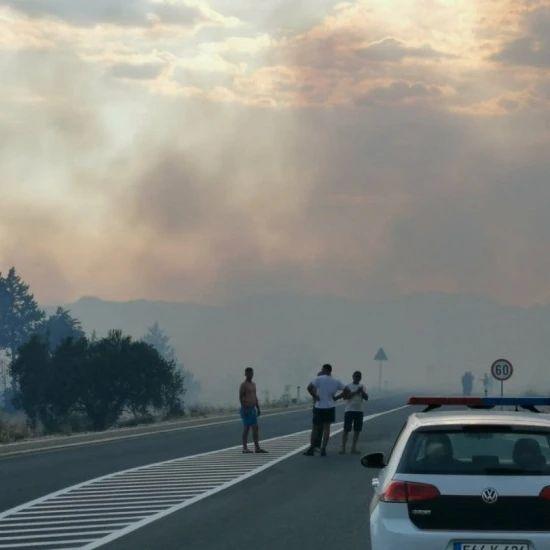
top-left (0, 395), bottom-right (412, 549)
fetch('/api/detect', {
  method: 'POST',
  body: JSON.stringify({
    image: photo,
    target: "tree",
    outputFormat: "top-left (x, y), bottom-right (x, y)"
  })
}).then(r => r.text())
top-left (125, 340), bottom-right (183, 417)
top-left (79, 330), bottom-right (132, 430)
top-left (142, 322), bottom-right (175, 362)
top-left (11, 329), bottom-right (185, 432)
top-left (10, 335), bottom-right (51, 429)
top-left (49, 336), bottom-right (87, 423)
top-left (10, 335), bottom-right (85, 431)
top-left (142, 322), bottom-right (196, 406)
top-left (0, 268), bottom-right (45, 363)
top-left (40, 307), bottom-right (85, 351)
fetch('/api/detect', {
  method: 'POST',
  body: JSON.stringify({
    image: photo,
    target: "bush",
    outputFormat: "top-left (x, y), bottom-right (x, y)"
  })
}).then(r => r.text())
top-left (10, 330), bottom-right (185, 433)
top-left (0, 414), bottom-right (31, 443)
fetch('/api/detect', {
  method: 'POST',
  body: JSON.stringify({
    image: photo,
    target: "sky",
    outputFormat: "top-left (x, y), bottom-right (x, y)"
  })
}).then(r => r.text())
top-left (0, 0), bottom-right (549, 307)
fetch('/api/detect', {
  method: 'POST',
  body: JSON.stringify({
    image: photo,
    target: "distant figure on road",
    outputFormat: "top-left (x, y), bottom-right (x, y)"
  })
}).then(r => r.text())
top-left (239, 367), bottom-right (267, 454)
top-left (339, 371), bottom-right (368, 455)
top-left (461, 371), bottom-right (474, 396)
top-left (304, 364), bottom-right (345, 457)
top-left (481, 372), bottom-right (493, 396)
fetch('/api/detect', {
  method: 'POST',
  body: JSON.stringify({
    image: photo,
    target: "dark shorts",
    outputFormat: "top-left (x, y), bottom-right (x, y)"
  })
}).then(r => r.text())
top-left (240, 406), bottom-right (258, 427)
top-left (344, 411), bottom-right (364, 432)
top-left (313, 407), bottom-right (336, 425)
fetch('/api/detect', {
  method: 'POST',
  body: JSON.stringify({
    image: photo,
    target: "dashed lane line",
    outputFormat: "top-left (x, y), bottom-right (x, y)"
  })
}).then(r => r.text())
top-left (0, 406), bottom-right (408, 550)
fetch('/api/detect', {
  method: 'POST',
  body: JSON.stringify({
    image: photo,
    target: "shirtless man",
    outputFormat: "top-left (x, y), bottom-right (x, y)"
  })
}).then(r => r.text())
top-left (239, 367), bottom-right (267, 454)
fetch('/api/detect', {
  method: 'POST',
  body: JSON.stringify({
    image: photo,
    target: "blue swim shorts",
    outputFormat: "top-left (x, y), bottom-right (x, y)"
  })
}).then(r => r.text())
top-left (240, 406), bottom-right (258, 427)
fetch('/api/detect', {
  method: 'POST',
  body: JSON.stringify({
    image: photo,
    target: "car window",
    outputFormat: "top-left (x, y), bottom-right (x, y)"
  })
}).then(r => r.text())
top-left (398, 426), bottom-right (550, 475)
top-left (387, 421), bottom-right (408, 462)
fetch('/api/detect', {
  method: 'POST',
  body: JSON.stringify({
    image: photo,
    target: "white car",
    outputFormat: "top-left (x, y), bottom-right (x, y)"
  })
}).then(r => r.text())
top-left (363, 397), bottom-right (550, 550)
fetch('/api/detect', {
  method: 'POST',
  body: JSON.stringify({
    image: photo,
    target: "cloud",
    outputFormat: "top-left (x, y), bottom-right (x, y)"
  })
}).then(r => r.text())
top-left (1, 0), bottom-right (550, 308)
top-left (492, 6), bottom-right (550, 68)
top-left (0, 0), bottom-right (205, 28)
top-left (109, 61), bottom-right (165, 80)
top-left (357, 38), bottom-right (449, 62)
top-left (355, 80), bottom-right (442, 106)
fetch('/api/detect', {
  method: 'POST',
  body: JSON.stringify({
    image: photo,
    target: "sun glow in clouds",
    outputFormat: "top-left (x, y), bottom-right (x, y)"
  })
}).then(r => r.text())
top-left (0, 0), bottom-right (549, 305)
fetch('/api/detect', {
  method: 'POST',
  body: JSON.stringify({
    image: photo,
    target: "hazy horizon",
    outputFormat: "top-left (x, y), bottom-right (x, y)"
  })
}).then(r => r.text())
top-left (42, 290), bottom-right (550, 404)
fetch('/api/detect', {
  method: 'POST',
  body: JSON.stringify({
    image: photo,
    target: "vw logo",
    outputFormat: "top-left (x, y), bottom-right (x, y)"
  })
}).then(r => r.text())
top-left (481, 487), bottom-right (499, 504)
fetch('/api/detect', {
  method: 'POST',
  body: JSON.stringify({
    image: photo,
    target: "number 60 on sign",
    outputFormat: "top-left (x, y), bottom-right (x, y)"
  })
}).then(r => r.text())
top-left (491, 359), bottom-right (513, 382)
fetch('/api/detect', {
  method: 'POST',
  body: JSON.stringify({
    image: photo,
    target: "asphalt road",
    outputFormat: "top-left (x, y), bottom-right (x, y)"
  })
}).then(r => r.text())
top-left (0, 395), bottom-right (411, 549)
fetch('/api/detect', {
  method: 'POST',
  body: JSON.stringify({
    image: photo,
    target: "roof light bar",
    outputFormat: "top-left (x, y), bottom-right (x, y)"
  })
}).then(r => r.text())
top-left (408, 396), bottom-right (550, 413)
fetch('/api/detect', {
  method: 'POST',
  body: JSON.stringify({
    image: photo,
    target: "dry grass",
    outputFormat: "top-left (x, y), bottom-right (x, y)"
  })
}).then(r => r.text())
top-left (0, 414), bottom-right (32, 443)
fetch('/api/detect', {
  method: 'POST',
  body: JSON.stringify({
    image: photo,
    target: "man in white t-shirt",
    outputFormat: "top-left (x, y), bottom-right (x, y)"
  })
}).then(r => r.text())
top-left (303, 364), bottom-right (345, 457)
top-left (340, 370), bottom-right (368, 454)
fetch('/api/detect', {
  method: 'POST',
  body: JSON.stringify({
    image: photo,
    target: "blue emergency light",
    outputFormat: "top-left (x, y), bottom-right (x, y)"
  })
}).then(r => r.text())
top-left (408, 396), bottom-right (550, 412)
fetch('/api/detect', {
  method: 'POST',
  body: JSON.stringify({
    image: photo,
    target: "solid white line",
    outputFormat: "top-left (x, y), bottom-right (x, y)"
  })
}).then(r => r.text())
top-left (33, 497), bottom-right (182, 512)
top-left (75, 480), bottom-right (234, 489)
top-left (1, 513), bottom-right (149, 521)
top-left (77, 480), bottom-right (235, 495)
top-left (0, 406), bottom-right (314, 459)
top-left (57, 494), bottom-right (194, 501)
top-left (0, 439), bottom-right (263, 522)
top-left (0, 521), bottom-right (132, 528)
top-left (0, 525), bottom-right (129, 534)
top-left (0, 529), bottom-right (113, 544)
top-left (0, 405), bottom-right (408, 550)
top-left (38, 495), bottom-right (193, 503)
top-left (20, 505), bottom-right (172, 514)
top-left (99, 472), bottom-right (247, 479)
top-left (33, 502), bottom-right (181, 511)
top-left (56, 490), bottom-right (206, 500)
top-left (102, 472), bottom-right (248, 480)
top-left (113, 466), bottom-right (257, 473)
top-left (83, 406), bottom-right (408, 549)
top-left (0, 540), bottom-right (94, 548)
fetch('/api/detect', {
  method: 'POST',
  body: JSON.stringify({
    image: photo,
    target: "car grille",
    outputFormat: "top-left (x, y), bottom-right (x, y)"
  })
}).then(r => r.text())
top-left (409, 496), bottom-right (550, 531)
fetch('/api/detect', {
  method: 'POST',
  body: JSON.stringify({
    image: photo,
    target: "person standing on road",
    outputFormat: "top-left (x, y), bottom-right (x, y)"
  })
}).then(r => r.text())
top-left (239, 367), bottom-right (268, 454)
top-left (311, 368), bottom-right (324, 451)
top-left (340, 371), bottom-right (368, 455)
top-left (304, 364), bottom-right (345, 457)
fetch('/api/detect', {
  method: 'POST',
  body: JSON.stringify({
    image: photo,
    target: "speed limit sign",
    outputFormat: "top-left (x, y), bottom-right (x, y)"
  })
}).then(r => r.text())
top-left (491, 358), bottom-right (513, 381)
top-left (490, 358), bottom-right (513, 398)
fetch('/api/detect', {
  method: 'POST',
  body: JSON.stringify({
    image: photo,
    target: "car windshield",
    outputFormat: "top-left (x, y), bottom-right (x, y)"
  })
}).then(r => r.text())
top-left (398, 426), bottom-right (550, 475)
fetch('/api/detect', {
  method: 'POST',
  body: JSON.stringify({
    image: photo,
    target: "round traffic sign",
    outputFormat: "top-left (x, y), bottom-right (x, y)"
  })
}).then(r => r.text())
top-left (490, 359), bottom-right (513, 381)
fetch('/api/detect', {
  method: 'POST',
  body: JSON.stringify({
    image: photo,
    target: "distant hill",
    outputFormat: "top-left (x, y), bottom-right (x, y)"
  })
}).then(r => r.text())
top-left (51, 293), bottom-right (550, 404)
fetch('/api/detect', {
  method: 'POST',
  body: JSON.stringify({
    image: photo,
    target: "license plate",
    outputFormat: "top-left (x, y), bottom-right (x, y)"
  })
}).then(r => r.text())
top-left (454, 544), bottom-right (529, 550)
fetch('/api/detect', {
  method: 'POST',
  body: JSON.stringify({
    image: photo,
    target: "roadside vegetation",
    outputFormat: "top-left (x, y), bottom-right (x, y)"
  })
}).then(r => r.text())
top-left (0, 267), bottom-right (188, 439)
top-left (0, 413), bottom-right (30, 443)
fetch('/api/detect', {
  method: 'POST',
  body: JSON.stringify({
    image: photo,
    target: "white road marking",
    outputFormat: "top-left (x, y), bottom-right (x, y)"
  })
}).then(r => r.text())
top-left (0, 405), bottom-right (316, 459)
top-left (0, 406), bottom-right (407, 549)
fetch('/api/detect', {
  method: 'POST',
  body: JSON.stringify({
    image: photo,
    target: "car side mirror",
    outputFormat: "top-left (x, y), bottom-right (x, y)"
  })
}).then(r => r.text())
top-left (361, 452), bottom-right (386, 469)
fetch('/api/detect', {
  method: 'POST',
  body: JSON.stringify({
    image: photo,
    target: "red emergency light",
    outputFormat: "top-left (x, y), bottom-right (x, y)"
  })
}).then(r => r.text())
top-left (408, 397), bottom-right (483, 407)
top-left (408, 396), bottom-right (550, 412)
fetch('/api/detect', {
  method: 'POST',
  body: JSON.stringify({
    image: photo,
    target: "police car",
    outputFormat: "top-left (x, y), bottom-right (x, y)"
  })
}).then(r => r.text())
top-left (363, 397), bottom-right (550, 550)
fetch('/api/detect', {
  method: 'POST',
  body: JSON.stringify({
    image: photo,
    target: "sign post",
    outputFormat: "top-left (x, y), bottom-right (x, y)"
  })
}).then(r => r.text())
top-left (490, 358), bottom-right (514, 397)
top-left (374, 348), bottom-right (388, 392)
